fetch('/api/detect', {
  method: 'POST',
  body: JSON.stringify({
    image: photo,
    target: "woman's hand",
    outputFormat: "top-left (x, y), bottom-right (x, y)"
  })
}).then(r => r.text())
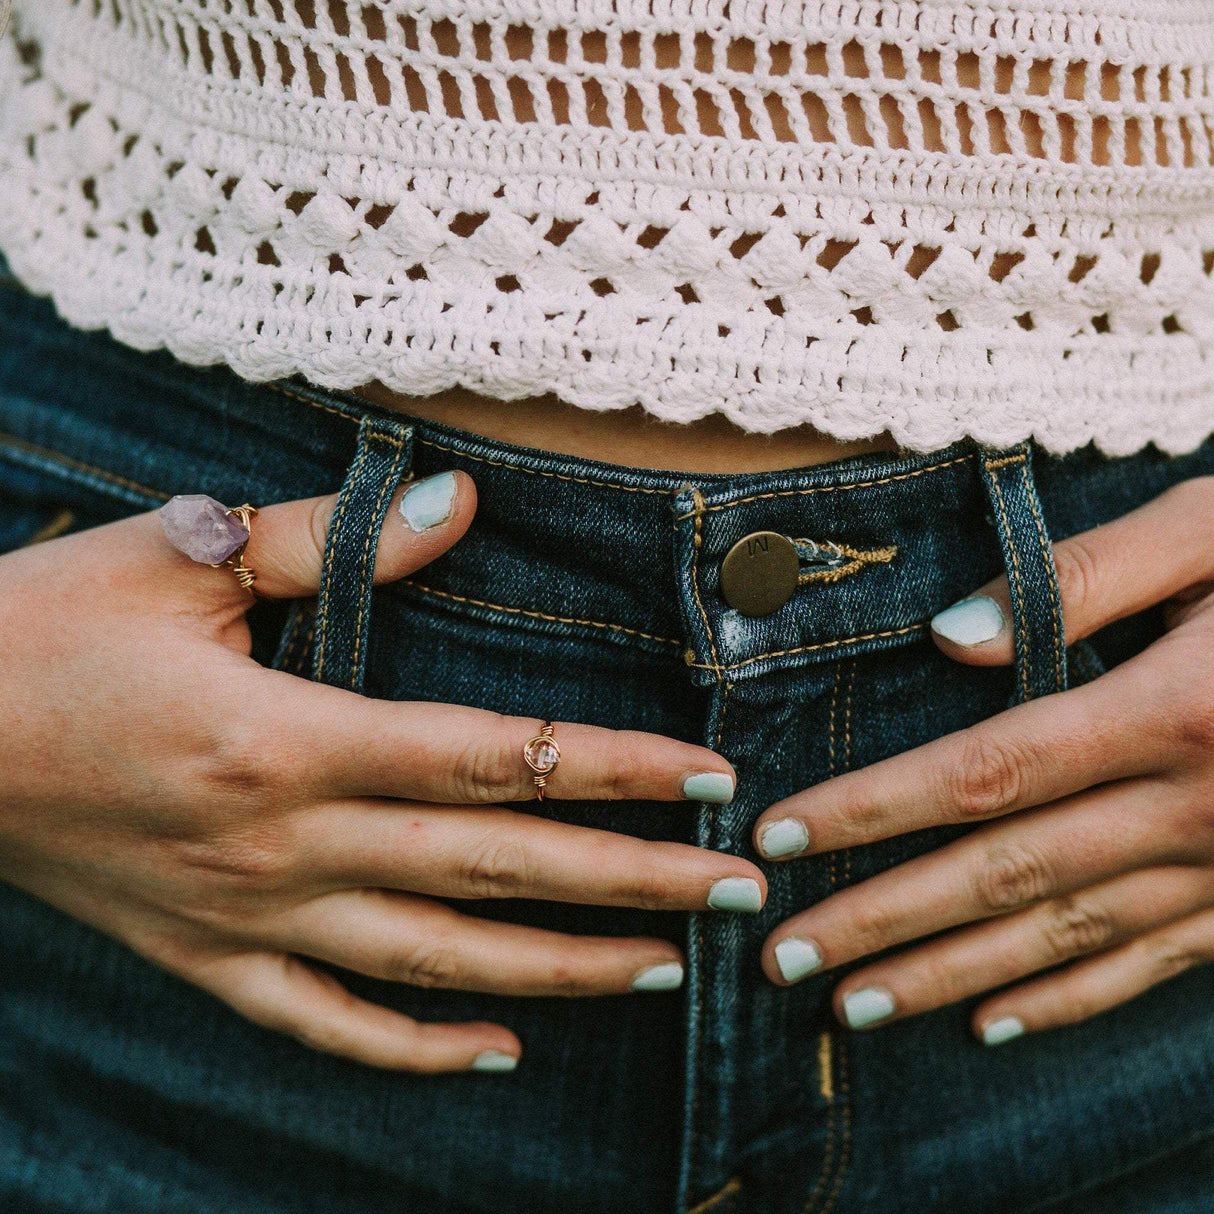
top-left (754, 476), bottom-right (1214, 1045)
top-left (0, 472), bottom-right (766, 1072)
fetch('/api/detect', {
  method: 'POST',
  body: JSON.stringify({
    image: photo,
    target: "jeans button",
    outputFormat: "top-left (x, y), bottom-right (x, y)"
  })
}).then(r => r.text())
top-left (720, 531), bottom-right (799, 616)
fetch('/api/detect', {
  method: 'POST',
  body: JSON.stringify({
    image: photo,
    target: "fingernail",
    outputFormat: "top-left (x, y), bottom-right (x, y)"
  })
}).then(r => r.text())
top-left (981, 1016), bottom-right (1025, 1047)
top-left (707, 877), bottom-right (763, 913)
top-left (843, 986), bottom-right (896, 1029)
top-left (682, 772), bottom-right (735, 804)
top-left (400, 471), bottom-right (458, 532)
top-left (930, 595), bottom-right (1005, 647)
top-left (759, 818), bottom-right (809, 859)
top-left (472, 1050), bottom-right (518, 1073)
top-left (630, 962), bottom-right (685, 992)
top-left (774, 937), bottom-right (823, 984)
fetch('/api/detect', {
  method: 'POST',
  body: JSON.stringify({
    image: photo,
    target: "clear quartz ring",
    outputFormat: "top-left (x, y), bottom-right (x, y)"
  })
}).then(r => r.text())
top-left (522, 721), bottom-right (561, 800)
top-left (159, 494), bottom-right (259, 593)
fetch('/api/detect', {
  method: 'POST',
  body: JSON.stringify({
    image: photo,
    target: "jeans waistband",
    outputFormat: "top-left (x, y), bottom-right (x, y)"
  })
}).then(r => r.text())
top-left (0, 273), bottom-right (1151, 706)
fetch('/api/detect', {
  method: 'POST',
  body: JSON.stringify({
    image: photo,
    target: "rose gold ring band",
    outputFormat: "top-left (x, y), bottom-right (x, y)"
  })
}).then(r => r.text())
top-left (522, 721), bottom-right (561, 800)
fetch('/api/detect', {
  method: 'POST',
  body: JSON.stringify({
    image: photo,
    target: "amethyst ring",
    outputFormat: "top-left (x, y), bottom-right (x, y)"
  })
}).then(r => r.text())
top-left (159, 494), bottom-right (259, 593)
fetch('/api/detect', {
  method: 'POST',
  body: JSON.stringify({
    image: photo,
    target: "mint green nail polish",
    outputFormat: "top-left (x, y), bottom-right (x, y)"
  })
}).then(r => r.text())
top-left (630, 962), bottom-right (685, 992)
top-left (759, 818), bottom-right (809, 859)
top-left (843, 986), bottom-right (896, 1029)
top-left (930, 595), bottom-right (1005, 647)
top-left (774, 937), bottom-right (823, 983)
top-left (982, 1016), bottom-right (1025, 1047)
top-left (400, 471), bottom-right (457, 532)
top-left (472, 1050), bottom-right (518, 1073)
top-left (682, 772), bottom-right (734, 804)
top-left (707, 877), bottom-right (763, 913)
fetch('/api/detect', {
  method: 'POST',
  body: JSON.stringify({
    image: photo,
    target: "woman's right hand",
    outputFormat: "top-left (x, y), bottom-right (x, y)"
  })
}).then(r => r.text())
top-left (0, 470), bottom-right (763, 1072)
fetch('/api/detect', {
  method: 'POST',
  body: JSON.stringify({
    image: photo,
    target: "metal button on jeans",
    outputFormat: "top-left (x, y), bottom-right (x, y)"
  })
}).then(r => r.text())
top-left (720, 531), bottom-right (799, 616)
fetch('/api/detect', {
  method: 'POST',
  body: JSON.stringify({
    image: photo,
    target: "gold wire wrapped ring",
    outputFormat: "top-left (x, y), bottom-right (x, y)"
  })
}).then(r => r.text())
top-left (522, 721), bottom-right (561, 800)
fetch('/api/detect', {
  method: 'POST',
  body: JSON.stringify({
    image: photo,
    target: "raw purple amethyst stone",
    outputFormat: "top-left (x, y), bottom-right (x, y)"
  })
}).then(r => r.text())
top-left (159, 494), bottom-right (250, 565)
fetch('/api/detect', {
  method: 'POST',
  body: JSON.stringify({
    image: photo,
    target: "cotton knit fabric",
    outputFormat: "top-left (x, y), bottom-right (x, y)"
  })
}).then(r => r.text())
top-left (1, 1), bottom-right (1213, 454)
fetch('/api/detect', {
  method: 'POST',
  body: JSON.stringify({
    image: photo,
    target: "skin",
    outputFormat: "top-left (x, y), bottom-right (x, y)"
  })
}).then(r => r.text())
top-left (757, 476), bottom-right (1214, 1043)
top-left (0, 472), bottom-right (768, 1073)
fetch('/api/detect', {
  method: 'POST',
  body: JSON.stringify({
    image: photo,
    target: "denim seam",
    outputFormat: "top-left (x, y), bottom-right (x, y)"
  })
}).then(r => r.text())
top-left (0, 430), bottom-right (170, 505)
top-left (689, 488), bottom-right (725, 674)
top-left (397, 579), bottom-right (682, 648)
top-left (314, 430), bottom-right (372, 683)
top-left (279, 614), bottom-right (315, 676)
top-left (22, 508), bottom-right (76, 546)
top-left (805, 663), bottom-right (846, 1212)
top-left (265, 384), bottom-right (975, 506)
top-left (685, 1176), bottom-right (742, 1214)
top-left (983, 455), bottom-right (1033, 702)
top-left (681, 486), bottom-right (727, 1212)
top-left (984, 453), bottom-right (1028, 471)
top-left (686, 623), bottom-right (927, 673)
top-left (350, 429), bottom-right (409, 686)
top-left (0, 427), bottom-right (675, 655)
top-left (808, 658), bottom-right (857, 1214)
top-left (825, 661), bottom-right (857, 1214)
top-left (1019, 460), bottom-right (1066, 693)
top-left (265, 383), bottom-right (676, 497)
top-left (671, 454), bottom-right (975, 521)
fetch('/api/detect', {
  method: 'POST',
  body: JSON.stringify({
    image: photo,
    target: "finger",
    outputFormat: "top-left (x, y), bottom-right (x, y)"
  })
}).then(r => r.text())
top-left (752, 664), bottom-right (1158, 858)
top-left (279, 682), bottom-right (738, 805)
top-left (810, 866), bottom-right (1214, 1030)
top-left (929, 475), bottom-right (1214, 665)
top-left (157, 470), bottom-right (476, 601)
top-left (972, 905), bottom-right (1214, 1044)
top-left (276, 889), bottom-right (687, 997)
top-left (306, 801), bottom-right (767, 912)
top-left (188, 948), bottom-right (520, 1073)
top-left (763, 780), bottom-right (1172, 979)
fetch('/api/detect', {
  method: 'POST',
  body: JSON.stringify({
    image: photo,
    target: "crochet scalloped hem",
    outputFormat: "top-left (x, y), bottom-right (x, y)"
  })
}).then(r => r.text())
top-left (3, 0), bottom-right (1214, 458)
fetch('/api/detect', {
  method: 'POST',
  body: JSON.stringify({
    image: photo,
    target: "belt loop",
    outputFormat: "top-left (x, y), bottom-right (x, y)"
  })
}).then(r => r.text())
top-left (310, 413), bottom-right (414, 693)
top-left (977, 441), bottom-right (1067, 704)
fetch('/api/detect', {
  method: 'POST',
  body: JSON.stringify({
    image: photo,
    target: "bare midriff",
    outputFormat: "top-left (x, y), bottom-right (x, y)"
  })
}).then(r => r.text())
top-left (354, 384), bottom-right (896, 473)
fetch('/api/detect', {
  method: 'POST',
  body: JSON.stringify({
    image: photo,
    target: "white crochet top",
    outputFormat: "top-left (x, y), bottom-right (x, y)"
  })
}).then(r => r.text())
top-left (2, 2), bottom-right (1213, 455)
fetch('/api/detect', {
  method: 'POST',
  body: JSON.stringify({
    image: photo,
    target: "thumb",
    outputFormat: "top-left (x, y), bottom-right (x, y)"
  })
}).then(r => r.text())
top-left (159, 470), bottom-right (476, 600)
top-left (929, 476), bottom-right (1214, 666)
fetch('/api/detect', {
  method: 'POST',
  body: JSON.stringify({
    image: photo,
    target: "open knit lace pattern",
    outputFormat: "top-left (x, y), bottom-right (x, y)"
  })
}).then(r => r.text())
top-left (2, 2), bottom-right (1214, 453)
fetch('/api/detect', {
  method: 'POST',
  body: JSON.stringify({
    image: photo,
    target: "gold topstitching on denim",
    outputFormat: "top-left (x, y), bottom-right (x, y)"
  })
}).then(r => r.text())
top-left (685, 676), bottom-right (732, 1214)
top-left (350, 430), bottom-right (408, 688)
top-left (689, 488), bottom-right (725, 676)
top-left (983, 453), bottom-right (1028, 471)
top-left (984, 456), bottom-right (1032, 702)
top-left (0, 431), bottom-right (170, 502)
top-left (806, 663), bottom-right (845, 1211)
top-left (1019, 459), bottom-right (1066, 693)
top-left (22, 508), bottom-right (75, 546)
top-left (686, 1175), bottom-right (742, 1214)
top-left (816, 1032), bottom-right (834, 1101)
top-left (685, 623), bottom-right (927, 673)
top-left (807, 658), bottom-right (857, 1214)
top-left (314, 432), bottom-right (371, 682)
top-left (671, 453), bottom-right (975, 522)
top-left (398, 579), bottom-right (681, 648)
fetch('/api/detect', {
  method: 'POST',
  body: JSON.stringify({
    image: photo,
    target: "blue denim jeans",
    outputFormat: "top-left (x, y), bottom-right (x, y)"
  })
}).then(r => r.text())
top-left (4, 269), bottom-right (1214, 1214)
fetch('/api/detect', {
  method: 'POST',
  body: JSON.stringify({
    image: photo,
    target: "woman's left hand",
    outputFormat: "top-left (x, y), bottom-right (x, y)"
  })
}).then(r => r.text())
top-left (755, 475), bottom-right (1214, 1046)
